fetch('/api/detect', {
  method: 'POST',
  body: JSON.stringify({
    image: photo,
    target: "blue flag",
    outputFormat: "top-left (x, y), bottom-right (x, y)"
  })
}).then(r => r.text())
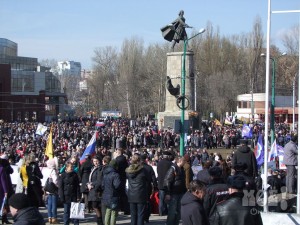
top-left (255, 133), bottom-right (264, 168)
top-left (242, 124), bottom-right (252, 138)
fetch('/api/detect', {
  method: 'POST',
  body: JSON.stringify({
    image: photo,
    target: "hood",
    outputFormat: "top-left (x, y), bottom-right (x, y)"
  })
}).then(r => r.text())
top-left (181, 191), bottom-right (201, 206)
top-left (238, 146), bottom-right (250, 153)
top-left (104, 165), bottom-right (116, 175)
top-left (125, 164), bottom-right (143, 174)
top-left (46, 157), bottom-right (58, 170)
top-left (14, 207), bottom-right (43, 222)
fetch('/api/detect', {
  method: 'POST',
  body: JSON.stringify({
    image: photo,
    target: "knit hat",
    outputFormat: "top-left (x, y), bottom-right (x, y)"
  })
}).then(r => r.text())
top-left (227, 175), bottom-right (246, 190)
top-left (9, 193), bottom-right (30, 210)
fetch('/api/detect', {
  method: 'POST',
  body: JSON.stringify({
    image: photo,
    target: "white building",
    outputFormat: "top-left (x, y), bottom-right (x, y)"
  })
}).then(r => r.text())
top-left (57, 61), bottom-right (81, 77)
top-left (236, 93), bottom-right (297, 124)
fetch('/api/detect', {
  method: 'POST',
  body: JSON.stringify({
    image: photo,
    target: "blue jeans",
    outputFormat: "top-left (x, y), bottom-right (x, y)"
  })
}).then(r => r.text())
top-left (166, 194), bottom-right (183, 225)
top-left (129, 203), bottom-right (146, 225)
top-left (47, 194), bottom-right (58, 219)
top-left (158, 190), bottom-right (168, 216)
top-left (63, 203), bottom-right (79, 225)
top-left (158, 190), bottom-right (167, 216)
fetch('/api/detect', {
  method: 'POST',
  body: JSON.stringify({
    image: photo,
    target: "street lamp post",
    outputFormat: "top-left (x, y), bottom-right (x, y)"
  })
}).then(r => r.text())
top-left (179, 28), bottom-right (205, 156)
top-left (261, 52), bottom-right (286, 145)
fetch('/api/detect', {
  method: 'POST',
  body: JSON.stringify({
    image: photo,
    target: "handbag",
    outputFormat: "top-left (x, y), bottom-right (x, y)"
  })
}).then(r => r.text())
top-left (44, 177), bottom-right (58, 194)
top-left (70, 202), bottom-right (85, 219)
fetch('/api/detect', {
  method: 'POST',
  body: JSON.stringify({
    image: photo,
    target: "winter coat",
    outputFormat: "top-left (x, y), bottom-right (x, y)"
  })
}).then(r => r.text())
top-left (26, 162), bottom-right (44, 207)
top-left (283, 140), bottom-right (298, 166)
top-left (115, 155), bottom-right (128, 190)
top-left (12, 207), bottom-right (45, 225)
top-left (78, 158), bottom-right (93, 193)
top-left (203, 178), bottom-right (228, 218)
top-left (0, 159), bottom-right (13, 197)
top-left (102, 165), bottom-right (121, 207)
top-left (232, 145), bottom-right (258, 178)
top-left (142, 162), bottom-right (158, 196)
top-left (59, 171), bottom-right (80, 203)
top-left (126, 164), bottom-right (148, 203)
top-left (181, 191), bottom-right (207, 225)
top-left (87, 165), bottom-right (103, 202)
top-left (157, 158), bottom-right (172, 190)
top-left (0, 165), bottom-right (9, 202)
top-left (46, 158), bottom-right (59, 194)
top-left (163, 163), bottom-right (186, 195)
top-left (210, 192), bottom-right (263, 225)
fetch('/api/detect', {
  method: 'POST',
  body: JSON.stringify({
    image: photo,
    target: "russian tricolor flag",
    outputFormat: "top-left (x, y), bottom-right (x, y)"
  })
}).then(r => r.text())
top-left (80, 132), bottom-right (97, 164)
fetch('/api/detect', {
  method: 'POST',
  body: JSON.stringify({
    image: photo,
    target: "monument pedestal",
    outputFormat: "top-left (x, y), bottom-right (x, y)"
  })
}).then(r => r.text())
top-left (158, 51), bottom-right (195, 130)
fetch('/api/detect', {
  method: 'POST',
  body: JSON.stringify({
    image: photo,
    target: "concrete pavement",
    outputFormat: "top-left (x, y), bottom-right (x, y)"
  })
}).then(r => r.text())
top-left (6, 207), bottom-right (300, 225)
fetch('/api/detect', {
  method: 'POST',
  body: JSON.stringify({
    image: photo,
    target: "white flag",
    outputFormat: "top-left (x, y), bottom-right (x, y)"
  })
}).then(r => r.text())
top-left (35, 123), bottom-right (48, 136)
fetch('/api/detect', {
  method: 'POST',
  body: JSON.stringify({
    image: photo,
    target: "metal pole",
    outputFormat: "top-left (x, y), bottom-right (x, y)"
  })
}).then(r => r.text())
top-left (297, 15), bottom-right (300, 214)
top-left (272, 6), bottom-right (300, 215)
top-left (180, 39), bottom-right (187, 157)
top-left (293, 75), bottom-right (296, 132)
top-left (270, 58), bottom-right (276, 145)
top-left (263, 0), bottom-right (271, 213)
top-left (194, 74), bottom-right (197, 111)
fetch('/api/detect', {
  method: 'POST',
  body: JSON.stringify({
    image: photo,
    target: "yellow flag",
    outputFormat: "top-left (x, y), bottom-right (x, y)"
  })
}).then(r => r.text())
top-left (45, 125), bottom-right (53, 159)
top-left (214, 119), bottom-right (222, 126)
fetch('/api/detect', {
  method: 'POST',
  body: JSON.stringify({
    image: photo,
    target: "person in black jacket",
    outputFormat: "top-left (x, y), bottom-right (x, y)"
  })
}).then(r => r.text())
top-left (87, 156), bottom-right (104, 225)
top-left (102, 159), bottom-right (121, 225)
top-left (181, 180), bottom-right (207, 225)
top-left (125, 154), bottom-right (148, 225)
top-left (114, 148), bottom-right (129, 214)
top-left (78, 154), bottom-right (93, 213)
top-left (8, 193), bottom-right (45, 225)
top-left (163, 156), bottom-right (186, 225)
top-left (203, 166), bottom-right (228, 221)
top-left (210, 175), bottom-right (263, 225)
top-left (26, 154), bottom-right (44, 208)
top-left (140, 154), bottom-right (158, 223)
top-left (59, 162), bottom-right (81, 225)
top-left (232, 139), bottom-right (258, 179)
top-left (157, 151), bottom-right (172, 216)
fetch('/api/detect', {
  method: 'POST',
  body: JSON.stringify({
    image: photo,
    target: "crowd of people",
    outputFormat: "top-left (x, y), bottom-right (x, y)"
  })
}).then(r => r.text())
top-left (0, 117), bottom-right (297, 225)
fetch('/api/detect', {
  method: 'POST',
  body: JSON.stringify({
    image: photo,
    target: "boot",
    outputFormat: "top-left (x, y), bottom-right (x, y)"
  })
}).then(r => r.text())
top-left (96, 217), bottom-right (103, 225)
top-left (48, 218), bottom-right (52, 224)
top-left (51, 218), bottom-right (58, 224)
top-left (2, 214), bottom-right (12, 224)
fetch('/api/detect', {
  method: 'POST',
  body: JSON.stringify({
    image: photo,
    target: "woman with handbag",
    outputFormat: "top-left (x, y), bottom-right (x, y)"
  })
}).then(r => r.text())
top-left (102, 159), bottom-right (121, 225)
top-left (45, 157), bottom-right (59, 224)
top-left (59, 162), bottom-right (81, 225)
top-left (87, 156), bottom-right (103, 225)
top-left (26, 154), bottom-right (44, 208)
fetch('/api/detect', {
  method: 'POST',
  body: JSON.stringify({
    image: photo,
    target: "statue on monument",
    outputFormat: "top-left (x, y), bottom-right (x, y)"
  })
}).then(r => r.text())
top-left (166, 76), bottom-right (180, 97)
top-left (160, 10), bottom-right (192, 51)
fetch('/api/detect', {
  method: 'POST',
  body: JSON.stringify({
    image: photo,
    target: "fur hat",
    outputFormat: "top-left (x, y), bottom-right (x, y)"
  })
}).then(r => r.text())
top-left (227, 175), bottom-right (246, 189)
top-left (9, 193), bottom-right (30, 210)
top-left (208, 166), bottom-right (222, 178)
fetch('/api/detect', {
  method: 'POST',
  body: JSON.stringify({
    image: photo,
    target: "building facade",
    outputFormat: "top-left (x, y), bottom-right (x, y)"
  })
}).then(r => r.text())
top-left (57, 61), bottom-right (81, 77)
top-left (236, 93), bottom-right (298, 124)
top-left (0, 38), bottom-right (67, 122)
